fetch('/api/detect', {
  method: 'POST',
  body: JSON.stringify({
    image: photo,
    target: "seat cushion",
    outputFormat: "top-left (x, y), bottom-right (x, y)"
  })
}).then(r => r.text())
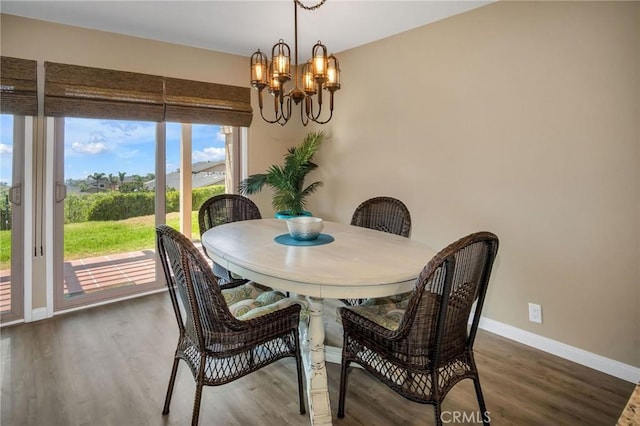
top-left (345, 292), bottom-right (411, 331)
top-left (223, 282), bottom-right (306, 321)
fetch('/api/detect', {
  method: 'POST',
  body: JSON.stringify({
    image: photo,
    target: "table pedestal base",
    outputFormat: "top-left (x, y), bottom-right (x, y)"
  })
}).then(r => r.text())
top-left (301, 296), bottom-right (333, 425)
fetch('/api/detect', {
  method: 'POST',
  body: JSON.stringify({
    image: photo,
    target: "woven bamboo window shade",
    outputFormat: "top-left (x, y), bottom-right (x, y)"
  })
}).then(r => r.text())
top-left (44, 62), bottom-right (253, 126)
top-left (164, 77), bottom-right (252, 127)
top-left (1, 56), bottom-right (38, 116)
top-left (44, 62), bottom-right (165, 121)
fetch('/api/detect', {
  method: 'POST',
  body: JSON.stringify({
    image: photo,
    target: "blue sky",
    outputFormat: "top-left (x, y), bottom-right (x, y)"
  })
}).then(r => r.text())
top-left (0, 115), bottom-right (226, 183)
top-left (65, 118), bottom-right (225, 180)
top-left (0, 115), bottom-right (13, 185)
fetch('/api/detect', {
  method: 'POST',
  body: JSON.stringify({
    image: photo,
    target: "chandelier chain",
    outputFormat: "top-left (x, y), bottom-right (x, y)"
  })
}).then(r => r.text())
top-left (295, 0), bottom-right (326, 11)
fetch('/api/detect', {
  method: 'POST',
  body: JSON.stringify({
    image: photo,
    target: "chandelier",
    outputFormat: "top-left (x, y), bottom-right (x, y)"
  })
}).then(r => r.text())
top-left (250, 0), bottom-right (341, 126)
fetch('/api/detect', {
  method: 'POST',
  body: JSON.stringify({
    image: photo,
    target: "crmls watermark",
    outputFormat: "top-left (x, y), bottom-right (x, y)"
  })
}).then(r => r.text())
top-left (440, 411), bottom-right (491, 424)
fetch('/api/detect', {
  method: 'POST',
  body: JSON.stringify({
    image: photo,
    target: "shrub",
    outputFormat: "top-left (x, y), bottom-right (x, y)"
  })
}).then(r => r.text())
top-left (193, 186), bottom-right (225, 210)
top-left (64, 185), bottom-right (226, 223)
top-left (0, 189), bottom-right (11, 230)
top-left (65, 192), bottom-right (93, 223)
top-left (87, 192), bottom-right (154, 221)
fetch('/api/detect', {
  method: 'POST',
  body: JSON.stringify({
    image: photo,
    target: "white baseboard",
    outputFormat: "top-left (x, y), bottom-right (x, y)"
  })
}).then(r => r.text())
top-left (326, 345), bottom-right (342, 365)
top-left (325, 318), bottom-right (639, 383)
top-left (326, 345), bottom-right (363, 369)
top-left (478, 317), bottom-right (640, 384)
top-left (31, 307), bottom-right (49, 322)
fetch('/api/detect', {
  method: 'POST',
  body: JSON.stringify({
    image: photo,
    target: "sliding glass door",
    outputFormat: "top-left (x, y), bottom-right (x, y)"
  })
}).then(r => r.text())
top-left (52, 117), bottom-right (242, 311)
top-left (0, 115), bottom-right (26, 323)
top-left (53, 117), bottom-right (165, 310)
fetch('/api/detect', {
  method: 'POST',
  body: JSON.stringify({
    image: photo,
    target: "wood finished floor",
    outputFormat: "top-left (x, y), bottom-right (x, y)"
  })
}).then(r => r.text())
top-left (1, 292), bottom-right (635, 426)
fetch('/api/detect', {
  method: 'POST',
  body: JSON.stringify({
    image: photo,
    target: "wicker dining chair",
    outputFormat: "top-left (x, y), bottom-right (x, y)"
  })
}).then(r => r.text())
top-left (337, 231), bottom-right (499, 426)
top-left (350, 196), bottom-right (411, 238)
top-left (341, 196), bottom-right (412, 306)
top-left (156, 225), bottom-right (305, 426)
top-left (198, 194), bottom-right (261, 288)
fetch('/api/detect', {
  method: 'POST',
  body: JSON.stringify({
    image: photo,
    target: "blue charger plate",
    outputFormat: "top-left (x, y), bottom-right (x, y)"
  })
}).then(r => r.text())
top-left (274, 233), bottom-right (335, 246)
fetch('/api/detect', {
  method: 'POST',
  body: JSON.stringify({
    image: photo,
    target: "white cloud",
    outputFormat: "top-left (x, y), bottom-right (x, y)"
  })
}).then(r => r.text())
top-left (71, 141), bottom-right (108, 154)
top-left (193, 147), bottom-right (225, 162)
top-left (117, 149), bottom-right (139, 159)
top-left (0, 144), bottom-right (12, 155)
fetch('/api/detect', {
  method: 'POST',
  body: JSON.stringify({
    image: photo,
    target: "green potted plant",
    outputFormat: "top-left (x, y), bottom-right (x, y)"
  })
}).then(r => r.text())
top-left (238, 131), bottom-right (324, 218)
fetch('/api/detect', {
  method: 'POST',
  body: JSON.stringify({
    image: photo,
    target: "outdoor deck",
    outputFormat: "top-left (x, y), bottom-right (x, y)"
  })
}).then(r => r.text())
top-left (0, 269), bottom-right (10, 312)
top-left (0, 243), bottom-right (208, 314)
top-left (63, 250), bottom-right (157, 296)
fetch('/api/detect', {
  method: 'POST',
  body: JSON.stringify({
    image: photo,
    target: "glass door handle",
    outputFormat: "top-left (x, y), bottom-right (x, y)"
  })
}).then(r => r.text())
top-left (8, 184), bottom-right (21, 206)
top-left (55, 182), bottom-right (67, 203)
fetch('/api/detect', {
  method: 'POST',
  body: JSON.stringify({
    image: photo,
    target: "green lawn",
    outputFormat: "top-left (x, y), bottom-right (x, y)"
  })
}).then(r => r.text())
top-left (0, 211), bottom-right (200, 269)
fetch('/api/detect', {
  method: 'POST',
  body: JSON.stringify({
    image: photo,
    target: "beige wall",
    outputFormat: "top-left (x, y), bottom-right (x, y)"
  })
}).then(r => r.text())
top-left (0, 14), bottom-right (294, 307)
top-left (308, 1), bottom-right (640, 366)
top-left (2, 0), bottom-right (639, 367)
top-left (0, 13), bottom-right (296, 205)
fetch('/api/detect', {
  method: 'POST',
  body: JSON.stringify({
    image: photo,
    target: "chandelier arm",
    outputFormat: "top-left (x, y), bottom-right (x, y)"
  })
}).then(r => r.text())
top-left (304, 92), bottom-right (335, 124)
top-left (275, 95), bottom-right (293, 126)
top-left (295, 0), bottom-right (327, 11)
top-left (329, 89), bottom-right (335, 112)
top-left (274, 91), bottom-right (285, 121)
top-left (259, 111), bottom-right (280, 125)
top-left (257, 90), bottom-right (278, 124)
top-left (257, 88), bottom-right (265, 111)
top-left (311, 109), bottom-right (333, 125)
top-left (314, 91), bottom-right (334, 124)
top-left (283, 95), bottom-right (293, 123)
top-left (256, 91), bottom-right (287, 125)
top-left (305, 93), bottom-right (325, 122)
top-left (304, 94), bottom-right (312, 119)
top-left (258, 102), bottom-right (284, 125)
top-left (299, 101), bottom-right (310, 127)
top-left (304, 94), bottom-right (316, 121)
top-left (313, 111), bottom-right (333, 124)
top-left (258, 106), bottom-right (285, 125)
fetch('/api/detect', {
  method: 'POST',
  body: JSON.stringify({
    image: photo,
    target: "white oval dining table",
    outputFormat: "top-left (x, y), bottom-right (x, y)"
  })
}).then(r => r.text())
top-left (201, 218), bottom-right (436, 425)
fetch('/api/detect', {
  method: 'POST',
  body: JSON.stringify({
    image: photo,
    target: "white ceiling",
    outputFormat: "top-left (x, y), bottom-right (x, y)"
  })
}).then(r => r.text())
top-left (1, 0), bottom-right (491, 58)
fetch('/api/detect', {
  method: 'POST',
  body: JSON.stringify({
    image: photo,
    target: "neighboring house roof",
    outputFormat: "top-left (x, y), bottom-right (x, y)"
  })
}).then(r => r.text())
top-left (145, 161), bottom-right (226, 190)
top-left (193, 161), bottom-right (226, 174)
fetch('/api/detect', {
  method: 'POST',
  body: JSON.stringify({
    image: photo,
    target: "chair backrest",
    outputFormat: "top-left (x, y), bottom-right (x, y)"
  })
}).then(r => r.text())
top-left (198, 194), bottom-right (261, 238)
top-left (399, 232), bottom-right (498, 367)
top-left (156, 225), bottom-right (239, 349)
top-left (198, 194), bottom-right (262, 285)
top-left (198, 194), bottom-right (261, 265)
top-left (350, 196), bottom-right (411, 238)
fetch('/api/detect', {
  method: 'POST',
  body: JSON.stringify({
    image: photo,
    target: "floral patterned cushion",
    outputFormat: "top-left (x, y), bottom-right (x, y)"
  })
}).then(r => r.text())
top-left (343, 292), bottom-right (412, 331)
top-left (223, 282), bottom-right (307, 321)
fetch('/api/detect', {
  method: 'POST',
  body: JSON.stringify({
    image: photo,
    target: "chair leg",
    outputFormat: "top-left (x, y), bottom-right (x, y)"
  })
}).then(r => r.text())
top-left (434, 402), bottom-right (443, 426)
top-left (190, 357), bottom-right (208, 426)
top-left (473, 377), bottom-right (490, 425)
top-left (337, 360), bottom-right (350, 418)
top-left (294, 333), bottom-right (306, 415)
top-left (191, 380), bottom-right (204, 426)
top-left (162, 357), bottom-right (180, 415)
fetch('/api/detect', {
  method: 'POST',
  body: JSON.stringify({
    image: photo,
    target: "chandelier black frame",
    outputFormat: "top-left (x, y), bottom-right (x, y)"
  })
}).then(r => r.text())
top-left (250, 0), bottom-right (341, 126)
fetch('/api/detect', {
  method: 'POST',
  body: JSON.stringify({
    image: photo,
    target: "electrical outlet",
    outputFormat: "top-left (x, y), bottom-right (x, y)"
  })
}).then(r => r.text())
top-left (528, 303), bottom-right (542, 324)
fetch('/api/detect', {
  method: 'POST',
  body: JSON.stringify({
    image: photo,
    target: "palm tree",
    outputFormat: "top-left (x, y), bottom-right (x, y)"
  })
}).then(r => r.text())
top-left (88, 172), bottom-right (106, 192)
top-left (238, 131), bottom-right (324, 216)
top-left (107, 173), bottom-right (118, 190)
